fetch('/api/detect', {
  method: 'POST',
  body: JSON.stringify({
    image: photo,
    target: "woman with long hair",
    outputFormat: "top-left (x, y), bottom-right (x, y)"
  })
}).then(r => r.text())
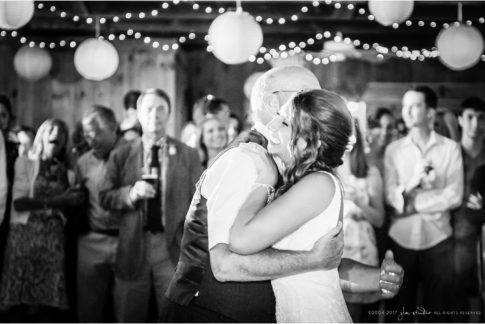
top-left (338, 120), bottom-right (385, 321)
top-left (229, 89), bottom-right (354, 322)
top-left (0, 119), bottom-right (84, 321)
top-left (196, 116), bottom-right (228, 169)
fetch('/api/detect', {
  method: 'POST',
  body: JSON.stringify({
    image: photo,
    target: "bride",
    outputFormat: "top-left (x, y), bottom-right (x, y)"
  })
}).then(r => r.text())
top-left (229, 89), bottom-right (354, 323)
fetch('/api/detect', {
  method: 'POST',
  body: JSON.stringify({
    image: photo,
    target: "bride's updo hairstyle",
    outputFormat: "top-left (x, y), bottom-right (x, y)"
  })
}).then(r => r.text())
top-left (276, 89), bottom-right (353, 197)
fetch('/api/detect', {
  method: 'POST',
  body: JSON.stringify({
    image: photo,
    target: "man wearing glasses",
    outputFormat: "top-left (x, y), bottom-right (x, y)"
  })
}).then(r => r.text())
top-left (160, 66), bottom-right (404, 322)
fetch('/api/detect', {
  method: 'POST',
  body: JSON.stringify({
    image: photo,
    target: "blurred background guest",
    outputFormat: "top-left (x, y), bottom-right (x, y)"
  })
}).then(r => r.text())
top-left (196, 116), bottom-right (228, 169)
top-left (366, 107), bottom-right (396, 171)
top-left (433, 107), bottom-right (460, 141)
top-left (70, 122), bottom-right (91, 170)
top-left (0, 94), bottom-right (18, 297)
top-left (227, 112), bottom-right (242, 144)
top-left (120, 90), bottom-right (142, 141)
top-left (76, 106), bottom-right (125, 322)
top-left (384, 86), bottom-right (463, 323)
top-left (15, 125), bottom-right (36, 157)
top-left (339, 120), bottom-right (385, 322)
top-left (452, 96), bottom-right (485, 322)
top-left (0, 119), bottom-right (84, 322)
top-left (180, 95), bottom-right (206, 148)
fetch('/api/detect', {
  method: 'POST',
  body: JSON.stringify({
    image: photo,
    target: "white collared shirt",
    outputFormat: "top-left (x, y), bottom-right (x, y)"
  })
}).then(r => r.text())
top-left (202, 143), bottom-right (278, 250)
top-left (384, 131), bottom-right (464, 250)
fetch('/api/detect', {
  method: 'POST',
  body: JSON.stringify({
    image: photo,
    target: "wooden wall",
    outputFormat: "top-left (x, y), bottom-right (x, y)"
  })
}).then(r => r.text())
top-left (0, 40), bottom-right (179, 137)
top-left (1, 39), bottom-right (485, 138)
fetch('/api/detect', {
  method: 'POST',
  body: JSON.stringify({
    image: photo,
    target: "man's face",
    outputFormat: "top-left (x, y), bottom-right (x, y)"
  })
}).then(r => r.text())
top-left (459, 108), bottom-right (485, 141)
top-left (137, 93), bottom-right (170, 140)
top-left (401, 91), bottom-right (431, 129)
top-left (266, 101), bottom-right (293, 167)
top-left (82, 117), bottom-right (117, 158)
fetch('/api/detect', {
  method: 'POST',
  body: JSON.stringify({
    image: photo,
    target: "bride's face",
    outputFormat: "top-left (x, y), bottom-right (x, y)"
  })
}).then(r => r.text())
top-left (267, 102), bottom-right (293, 167)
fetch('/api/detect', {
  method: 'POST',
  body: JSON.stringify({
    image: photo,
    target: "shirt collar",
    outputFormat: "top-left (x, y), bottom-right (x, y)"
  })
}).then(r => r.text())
top-left (142, 136), bottom-right (166, 151)
top-left (403, 130), bottom-right (442, 151)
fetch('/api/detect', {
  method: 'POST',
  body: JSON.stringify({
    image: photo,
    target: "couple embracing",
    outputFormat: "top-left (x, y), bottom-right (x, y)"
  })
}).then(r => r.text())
top-left (160, 66), bottom-right (404, 323)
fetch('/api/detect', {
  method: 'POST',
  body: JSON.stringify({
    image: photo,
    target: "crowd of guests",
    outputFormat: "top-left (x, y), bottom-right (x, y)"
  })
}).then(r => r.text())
top-left (0, 83), bottom-right (483, 323)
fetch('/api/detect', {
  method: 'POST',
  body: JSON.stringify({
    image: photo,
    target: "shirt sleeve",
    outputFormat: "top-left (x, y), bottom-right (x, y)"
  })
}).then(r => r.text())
top-left (413, 142), bottom-right (464, 213)
top-left (384, 145), bottom-right (405, 214)
top-left (203, 148), bottom-right (261, 250)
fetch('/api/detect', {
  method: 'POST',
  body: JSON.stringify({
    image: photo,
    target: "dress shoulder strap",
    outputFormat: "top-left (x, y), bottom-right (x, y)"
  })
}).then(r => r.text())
top-left (316, 170), bottom-right (344, 224)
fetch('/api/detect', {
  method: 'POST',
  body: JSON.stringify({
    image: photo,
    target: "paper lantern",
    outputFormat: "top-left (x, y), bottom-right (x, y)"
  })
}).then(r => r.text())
top-left (368, 0), bottom-right (414, 26)
top-left (208, 10), bottom-right (263, 65)
top-left (243, 72), bottom-right (265, 99)
top-left (74, 38), bottom-right (119, 81)
top-left (14, 45), bottom-right (52, 81)
top-left (0, 0), bottom-right (34, 30)
top-left (436, 25), bottom-right (484, 71)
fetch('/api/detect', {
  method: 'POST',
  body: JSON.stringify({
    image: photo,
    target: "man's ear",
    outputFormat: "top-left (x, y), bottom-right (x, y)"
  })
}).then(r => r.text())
top-left (458, 115), bottom-right (464, 128)
top-left (262, 93), bottom-right (279, 115)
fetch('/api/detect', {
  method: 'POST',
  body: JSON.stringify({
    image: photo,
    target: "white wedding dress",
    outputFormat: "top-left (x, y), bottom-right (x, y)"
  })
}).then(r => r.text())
top-left (271, 172), bottom-right (352, 323)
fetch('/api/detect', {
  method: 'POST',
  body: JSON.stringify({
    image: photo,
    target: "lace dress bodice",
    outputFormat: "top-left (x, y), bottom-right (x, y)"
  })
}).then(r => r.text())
top-left (271, 172), bottom-right (352, 323)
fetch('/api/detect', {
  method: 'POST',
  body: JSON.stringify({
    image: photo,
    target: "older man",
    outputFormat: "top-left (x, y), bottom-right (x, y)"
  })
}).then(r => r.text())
top-left (161, 66), bottom-right (404, 323)
top-left (75, 105), bottom-right (126, 322)
top-left (99, 89), bottom-right (201, 322)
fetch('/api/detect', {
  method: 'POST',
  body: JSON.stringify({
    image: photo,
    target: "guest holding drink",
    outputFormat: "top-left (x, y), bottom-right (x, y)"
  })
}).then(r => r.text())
top-left (99, 88), bottom-right (201, 322)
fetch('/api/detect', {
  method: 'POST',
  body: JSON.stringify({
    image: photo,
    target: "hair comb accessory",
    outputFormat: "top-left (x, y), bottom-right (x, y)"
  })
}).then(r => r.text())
top-left (345, 134), bottom-right (356, 152)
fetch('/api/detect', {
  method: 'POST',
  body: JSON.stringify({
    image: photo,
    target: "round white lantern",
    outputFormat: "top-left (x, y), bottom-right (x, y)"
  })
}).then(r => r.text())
top-left (243, 72), bottom-right (265, 99)
top-left (14, 45), bottom-right (52, 81)
top-left (208, 10), bottom-right (263, 65)
top-left (368, 0), bottom-right (414, 26)
top-left (436, 25), bottom-right (484, 71)
top-left (0, 0), bottom-right (34, 30)
top-left (74, 38), bottom-right (119, 81)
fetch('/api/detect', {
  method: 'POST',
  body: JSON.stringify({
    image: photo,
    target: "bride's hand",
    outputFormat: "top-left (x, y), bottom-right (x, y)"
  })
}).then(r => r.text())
top-left (310, 221), bottom-right (344, 270)
top-left (379, 250), bottom-right (404, 299)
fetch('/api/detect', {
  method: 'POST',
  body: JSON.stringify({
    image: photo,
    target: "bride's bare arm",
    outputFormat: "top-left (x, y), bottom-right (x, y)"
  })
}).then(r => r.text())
top-left (229, 172), bottom-right (336, 255)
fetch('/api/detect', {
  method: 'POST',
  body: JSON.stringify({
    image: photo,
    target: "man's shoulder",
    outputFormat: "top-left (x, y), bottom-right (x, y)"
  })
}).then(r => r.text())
top-left (435, 133), bottom-right (460, 150)
top-left (217, 143), bottom-right (269, 168)
top-left (111, 138), bottom-right (140, 160)
top-left (167, 136), bottom-right (197, 155)
top-left (385, 137), bottom-right (407, 156)
top-left (77, 150), bottom-right (95, 168)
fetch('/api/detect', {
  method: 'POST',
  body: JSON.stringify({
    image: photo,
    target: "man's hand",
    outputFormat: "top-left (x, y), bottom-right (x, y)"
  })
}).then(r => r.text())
top-left (310, 221), bottom-right (344, 270)
top-left (379, 250), bottom-right (404, 299)
top-left (129, 180), bottom-right (156, 203)
top-left (466, 193), bottom-right (483, 210)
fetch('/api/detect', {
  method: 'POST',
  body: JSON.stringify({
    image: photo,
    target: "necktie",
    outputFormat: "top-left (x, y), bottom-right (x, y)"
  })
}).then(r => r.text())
top-left (145, 145), bottom-right (164, 233)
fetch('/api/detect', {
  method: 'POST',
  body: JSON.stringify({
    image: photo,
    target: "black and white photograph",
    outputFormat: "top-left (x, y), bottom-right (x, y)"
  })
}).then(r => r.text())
top-left (0, 0), bottom-right (483, 322)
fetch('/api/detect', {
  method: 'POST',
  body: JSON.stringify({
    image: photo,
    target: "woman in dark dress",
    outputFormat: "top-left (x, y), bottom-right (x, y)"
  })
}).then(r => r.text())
top-left (0, 119), bottom-right (83, 321)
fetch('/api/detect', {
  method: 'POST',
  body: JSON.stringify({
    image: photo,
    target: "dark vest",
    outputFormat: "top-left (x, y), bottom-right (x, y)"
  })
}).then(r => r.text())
top-left (165, 183), bottom-right (276, 323)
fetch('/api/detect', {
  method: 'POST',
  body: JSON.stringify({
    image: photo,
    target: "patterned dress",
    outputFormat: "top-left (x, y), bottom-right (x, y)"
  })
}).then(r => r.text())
top-left (0, 159), bottom-right (69, 310)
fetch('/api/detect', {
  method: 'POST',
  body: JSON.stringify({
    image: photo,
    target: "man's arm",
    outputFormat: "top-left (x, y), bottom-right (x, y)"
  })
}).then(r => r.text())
top-left (410, 144), bottom-right (464, 214)
top-left (98, 148), bottom-right (136, 212)
top-left (211, 222), bottom-right (343, 282)
top-left (383, 145), bottom-right (406, 215)
top-left (339, 250), bottom-right (404, 302)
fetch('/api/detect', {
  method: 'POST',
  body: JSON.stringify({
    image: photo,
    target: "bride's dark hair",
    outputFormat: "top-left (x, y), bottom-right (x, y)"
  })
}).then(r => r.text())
top-left (275, 89), bottom-right (353, 197)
